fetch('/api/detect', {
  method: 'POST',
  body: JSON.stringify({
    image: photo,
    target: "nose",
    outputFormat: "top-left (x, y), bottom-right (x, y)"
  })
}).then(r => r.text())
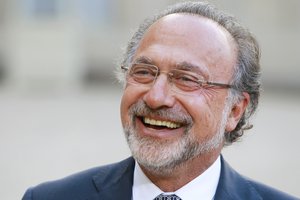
top-left (142, 74), bottom-right (176, 109)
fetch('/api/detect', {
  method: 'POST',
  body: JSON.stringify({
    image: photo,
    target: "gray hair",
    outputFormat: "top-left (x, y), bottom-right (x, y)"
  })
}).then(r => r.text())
top-left (117, 1), bottom-right (261, 145)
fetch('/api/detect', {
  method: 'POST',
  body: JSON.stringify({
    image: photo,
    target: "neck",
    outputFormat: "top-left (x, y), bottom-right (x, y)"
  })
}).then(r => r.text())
top-left (140, 150), bottom-right (221, 192)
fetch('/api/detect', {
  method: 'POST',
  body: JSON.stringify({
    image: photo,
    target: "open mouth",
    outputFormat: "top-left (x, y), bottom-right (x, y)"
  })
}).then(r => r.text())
top-left (140, 117), bottom-right (181, 129)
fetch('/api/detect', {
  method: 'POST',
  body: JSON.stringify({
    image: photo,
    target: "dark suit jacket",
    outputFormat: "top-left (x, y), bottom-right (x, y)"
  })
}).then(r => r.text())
top-left (22, 156), bottom-right (299, 200)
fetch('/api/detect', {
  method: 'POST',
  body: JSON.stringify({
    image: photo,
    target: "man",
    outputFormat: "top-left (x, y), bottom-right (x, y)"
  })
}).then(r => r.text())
top-left (22, 2), bottom-right (298, 200)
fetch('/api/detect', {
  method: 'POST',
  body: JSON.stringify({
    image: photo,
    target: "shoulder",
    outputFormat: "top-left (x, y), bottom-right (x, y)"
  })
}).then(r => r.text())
top-left (242, 177), bottom-right (299, 200)
top-left (22, 157), bottom-right (135, 200)
top-left (217, 157), bottom-right (299, 200)
top-left (22, 166), bottom-right (101, 200)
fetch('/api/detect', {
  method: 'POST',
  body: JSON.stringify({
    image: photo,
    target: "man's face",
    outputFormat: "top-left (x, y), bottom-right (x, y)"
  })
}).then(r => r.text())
top-left (120, 14), bottom-right (238, 173)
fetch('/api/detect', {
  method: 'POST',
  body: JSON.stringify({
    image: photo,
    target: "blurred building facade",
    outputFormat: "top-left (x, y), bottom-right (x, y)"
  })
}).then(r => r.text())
top-left (0, 0), bottom-right (299, 92)
top-left (0, 1), bottom-right (299, 199)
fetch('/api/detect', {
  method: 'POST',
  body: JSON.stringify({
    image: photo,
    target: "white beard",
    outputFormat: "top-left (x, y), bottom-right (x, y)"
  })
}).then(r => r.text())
top-left (124, 98), bottom-right (232, 175)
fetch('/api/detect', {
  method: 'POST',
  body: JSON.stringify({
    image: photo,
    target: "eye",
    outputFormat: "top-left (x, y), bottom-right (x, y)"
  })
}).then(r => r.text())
top-left (172, 70), bottom-right (199, 84)
top-left (131, 65), bottom-right (156, 76)
top-left (130, 64), bottom-right (157, 84)
top-left (177, 74), bottom-right (198, 82)
top-left (171, 70), bottom-right (204, 91)
top-left (132, 68), bottom-right (152, 76)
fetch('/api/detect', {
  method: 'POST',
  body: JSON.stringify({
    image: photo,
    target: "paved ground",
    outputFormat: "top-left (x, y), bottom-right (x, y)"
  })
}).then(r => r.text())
top-left (1, 86), bottom-right (299, 199)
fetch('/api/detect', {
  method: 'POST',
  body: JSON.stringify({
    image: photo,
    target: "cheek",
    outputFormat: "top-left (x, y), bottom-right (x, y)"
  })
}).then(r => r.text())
top-left (120, 94), bottom-right (129, 127)
top-left (181, 95), bottom-right (222, 137)
top-left (120, 85), bottom-right (147, 126)
top-left (183, 95), bottom-right (213, 118)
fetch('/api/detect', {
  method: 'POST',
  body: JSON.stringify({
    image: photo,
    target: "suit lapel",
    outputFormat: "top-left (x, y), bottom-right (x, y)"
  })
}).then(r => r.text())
top-left (88, 157), bottom-right (135, 200)
top-left (214, 156), bottom-right (262, 200)
top-left (86, 156), bottom-right (264, 200)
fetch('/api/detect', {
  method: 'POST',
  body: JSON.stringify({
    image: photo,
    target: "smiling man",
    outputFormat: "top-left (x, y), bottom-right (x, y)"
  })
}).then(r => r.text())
top-left (22, 2), bottom-right (298, 200)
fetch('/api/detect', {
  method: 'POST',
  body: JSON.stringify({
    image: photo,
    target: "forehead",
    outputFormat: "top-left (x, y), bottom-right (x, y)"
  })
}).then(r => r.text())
top-left (135, 14), bottom-right (237, 80)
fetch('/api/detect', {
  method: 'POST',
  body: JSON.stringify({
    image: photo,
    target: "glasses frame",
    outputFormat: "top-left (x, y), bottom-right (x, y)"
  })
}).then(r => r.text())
top-left (121, 63), bottom-right (236, 92)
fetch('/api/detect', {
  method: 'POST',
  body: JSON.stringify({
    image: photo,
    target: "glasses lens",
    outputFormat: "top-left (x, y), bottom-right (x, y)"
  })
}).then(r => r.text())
top-left (127, 63), bottom-right (158, 85)
top-left (170, 69), bottom-right (204, 93)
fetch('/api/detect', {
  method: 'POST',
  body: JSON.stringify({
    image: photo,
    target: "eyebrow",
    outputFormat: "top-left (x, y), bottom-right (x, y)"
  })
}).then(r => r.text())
top-left (133, 57), bottom-right (210, 79)
top-left (133, 56), bottom-right (153, 64)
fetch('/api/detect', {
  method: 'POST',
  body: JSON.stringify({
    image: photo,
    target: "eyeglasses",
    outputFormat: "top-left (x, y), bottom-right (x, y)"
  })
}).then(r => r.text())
top-left (121, 63), bottom-right (235, 95)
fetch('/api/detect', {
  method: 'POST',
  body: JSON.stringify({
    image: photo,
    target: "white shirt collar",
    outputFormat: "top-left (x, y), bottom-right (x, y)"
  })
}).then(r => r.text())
top-left (132, 156), bottom-right (221, 200)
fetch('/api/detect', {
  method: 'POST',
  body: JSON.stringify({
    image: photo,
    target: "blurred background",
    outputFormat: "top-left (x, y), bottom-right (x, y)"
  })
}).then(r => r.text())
top-left (0, 0), bottom-right (299, 199)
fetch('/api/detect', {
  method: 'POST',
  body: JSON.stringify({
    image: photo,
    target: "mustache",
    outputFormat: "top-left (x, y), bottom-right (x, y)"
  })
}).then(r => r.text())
top-left (128, 100), bottom-right (193, 125)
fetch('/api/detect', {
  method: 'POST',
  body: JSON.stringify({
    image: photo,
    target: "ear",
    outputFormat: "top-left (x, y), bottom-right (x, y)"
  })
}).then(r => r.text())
top-left (225, 92), bottom-right (250, 132)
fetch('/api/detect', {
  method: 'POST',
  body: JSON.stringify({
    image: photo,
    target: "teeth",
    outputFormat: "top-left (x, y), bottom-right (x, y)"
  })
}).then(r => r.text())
top-left (144, 117), bottom-right (181, 129)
